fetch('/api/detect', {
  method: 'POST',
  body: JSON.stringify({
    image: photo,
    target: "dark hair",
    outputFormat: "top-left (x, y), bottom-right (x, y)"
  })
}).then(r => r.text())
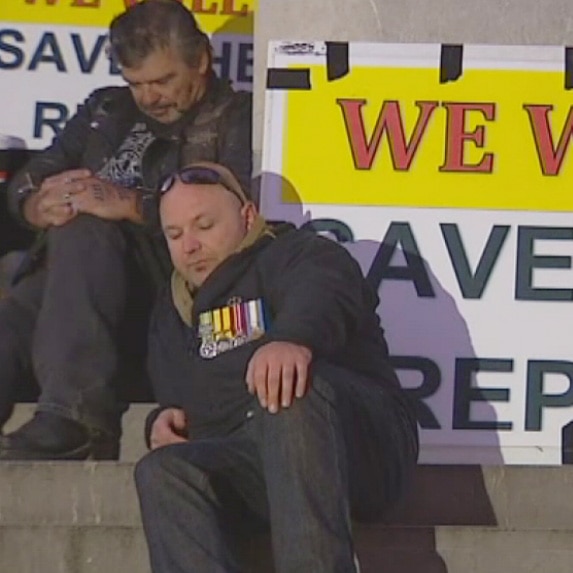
top-left (108, 0), bottom-right (211, 69)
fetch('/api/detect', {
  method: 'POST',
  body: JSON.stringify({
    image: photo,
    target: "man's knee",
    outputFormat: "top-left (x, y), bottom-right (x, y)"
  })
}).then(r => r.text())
top-left (259, 377), bottom-right (336, 431)
top-left (134, 446), bottom-right (171, 494)
top-left (0, 296), bottom-right (33, 352)
top-left (134, 444), bottom-right (208, 496)
top-left (47, 215), bottom-right (126, 254)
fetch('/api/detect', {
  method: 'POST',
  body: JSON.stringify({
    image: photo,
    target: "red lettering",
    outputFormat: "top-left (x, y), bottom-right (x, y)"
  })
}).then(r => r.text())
top-left (524, 104), bottom-right (573, 176)
top-left (337, 99), bottom-right (438, 170)
top-left (120, 0), bottom-right (249, 16)
top-left (191, 0), bottom-right (217, 13)
top-left (123, 0), bottom-right (187, 10)
top-left (25, 0), bottom-right (101, 4)
top-left (222, 0), bottom-right (249, 15)
top-left (440, 102), bottom-right (495, 173)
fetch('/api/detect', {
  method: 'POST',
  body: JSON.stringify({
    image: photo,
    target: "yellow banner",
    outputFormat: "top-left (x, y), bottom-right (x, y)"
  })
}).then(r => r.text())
top-left (0, 0), bottom-right (256, 34)
top-left (283, 65), bottom-right (573, 211)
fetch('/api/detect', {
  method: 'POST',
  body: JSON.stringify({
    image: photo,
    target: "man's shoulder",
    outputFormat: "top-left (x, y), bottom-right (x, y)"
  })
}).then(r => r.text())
top-left (82, 85), bottom-right (135, 116)
top-left (269, 224), bottom-right (342, 253)
top-left (261, 224), bottom-right (361, 272)
top-left (258, 225), bottom-right (317, 261)
top-left (205, 77), bottom-right (252, 115)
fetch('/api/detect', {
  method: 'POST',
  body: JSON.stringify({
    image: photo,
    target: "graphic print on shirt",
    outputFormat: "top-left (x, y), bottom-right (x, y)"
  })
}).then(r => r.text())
top-left (97, 122), bottom-right (155, 188)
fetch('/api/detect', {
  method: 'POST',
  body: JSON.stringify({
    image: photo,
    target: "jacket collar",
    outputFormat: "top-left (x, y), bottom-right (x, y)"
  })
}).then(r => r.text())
top-left (141, 72), bottom-right (231, 140)
top-left (171, 215), bottom-right (274, 326)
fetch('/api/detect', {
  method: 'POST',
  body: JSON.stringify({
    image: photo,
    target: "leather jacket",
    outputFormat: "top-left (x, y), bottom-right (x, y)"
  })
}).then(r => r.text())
top-left (7, 73), bottom-right (252, 286)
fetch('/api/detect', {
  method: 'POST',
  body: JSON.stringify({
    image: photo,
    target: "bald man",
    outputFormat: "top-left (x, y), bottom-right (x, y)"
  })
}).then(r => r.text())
top-left (136, 162), bottom-right (419, 573)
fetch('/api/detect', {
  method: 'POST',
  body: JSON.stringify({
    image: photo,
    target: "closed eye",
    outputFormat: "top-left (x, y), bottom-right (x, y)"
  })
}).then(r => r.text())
top-left (165, 228), bottom-right (182, 240)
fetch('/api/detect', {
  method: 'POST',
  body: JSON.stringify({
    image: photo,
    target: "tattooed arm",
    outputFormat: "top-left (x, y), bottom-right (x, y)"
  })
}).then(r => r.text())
top-left (69, 177), bottom-right (145, 223)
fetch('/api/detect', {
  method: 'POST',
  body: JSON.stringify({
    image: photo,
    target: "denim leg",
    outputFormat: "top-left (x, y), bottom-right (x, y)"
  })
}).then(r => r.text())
top-left (134, 438), bottom-right (267, 573)
top-left (321, 364), bottom-right (420, 521)
top-left (0, 270), bottom-right (44, 427)
top-left (250, 376), bottom-right (358, 573)
top-left (32, 215), bottom-right (129, 435)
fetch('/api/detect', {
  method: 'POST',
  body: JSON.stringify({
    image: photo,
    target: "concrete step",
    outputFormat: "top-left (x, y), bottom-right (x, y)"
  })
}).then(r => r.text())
top-left (3, 411), bottom-right (573, 572)
top-left (2, 523), bottom-right (573, 573)
top-left (0, 526), bottom-right (150, 573)
top-left (4, 403), bottom-right (156, 462)
top-left (0, 462), bottom-right (573, 573)
top-left (2, 462), bottom-right (573, 530)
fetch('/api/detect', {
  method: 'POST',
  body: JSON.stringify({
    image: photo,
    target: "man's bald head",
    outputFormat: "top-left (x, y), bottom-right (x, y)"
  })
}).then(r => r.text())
top-left (159, 163), bottom-right (258, 287)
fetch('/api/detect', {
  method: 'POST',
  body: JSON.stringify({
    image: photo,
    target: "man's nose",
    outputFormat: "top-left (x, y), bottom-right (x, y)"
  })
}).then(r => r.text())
top-left (182, 232), bottom-right (201, 254)
top-left (140, 84), bottom-right (161, 107)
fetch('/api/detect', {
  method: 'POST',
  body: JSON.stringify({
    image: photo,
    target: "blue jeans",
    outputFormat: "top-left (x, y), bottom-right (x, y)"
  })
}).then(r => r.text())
top-left (135, 373), bottom-right (418, 573)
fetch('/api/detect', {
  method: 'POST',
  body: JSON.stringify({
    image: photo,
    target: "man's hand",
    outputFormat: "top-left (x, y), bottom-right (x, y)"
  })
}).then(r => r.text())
top-left (150, 408), bottom-right (189, 450)
top-left (246, 341), bottom-right (312, 414)
top-left (70, 177), bottom-right (140, 222)
top-left (23, 168), bottom-right (91, 228)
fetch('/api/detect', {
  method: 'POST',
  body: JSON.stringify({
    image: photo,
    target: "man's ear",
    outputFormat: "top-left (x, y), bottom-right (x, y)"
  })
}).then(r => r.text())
top-left (198, 49), bottom-right (210, 75)
top-left (242, 202), bottom-right (258, 231)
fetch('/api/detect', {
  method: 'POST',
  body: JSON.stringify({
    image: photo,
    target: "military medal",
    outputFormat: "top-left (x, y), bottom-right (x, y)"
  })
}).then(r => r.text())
top-left (198, 298), bottom-right (269, 359)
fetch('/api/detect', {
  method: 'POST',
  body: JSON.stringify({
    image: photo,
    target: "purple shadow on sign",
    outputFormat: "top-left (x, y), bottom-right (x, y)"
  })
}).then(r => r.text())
top-left (257, 171), bottom-right (499, 553)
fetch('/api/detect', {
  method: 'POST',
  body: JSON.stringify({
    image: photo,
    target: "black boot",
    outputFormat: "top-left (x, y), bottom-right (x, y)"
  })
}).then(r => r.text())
top-left (0, 412), bottom-right (120, 461)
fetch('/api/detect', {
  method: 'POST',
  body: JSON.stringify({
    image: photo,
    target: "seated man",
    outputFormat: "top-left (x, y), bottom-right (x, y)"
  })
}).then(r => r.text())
top-left (136, 162), bottom-right (419, 572)
top-left (0, 0), bottom-right (251, 460)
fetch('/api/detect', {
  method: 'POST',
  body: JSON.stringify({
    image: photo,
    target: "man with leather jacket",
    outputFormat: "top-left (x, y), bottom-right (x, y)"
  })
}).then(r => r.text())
top-left (0, 0), bottom-right (252, 460)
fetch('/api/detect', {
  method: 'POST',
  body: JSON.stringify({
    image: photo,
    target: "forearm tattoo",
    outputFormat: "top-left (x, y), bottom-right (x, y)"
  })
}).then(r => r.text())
top-left (116, 187), bottom-right (132, 201)
top-left (92, 183), bottom-right (105, 201)
top-left (91, 181), bottom-right (132, 203)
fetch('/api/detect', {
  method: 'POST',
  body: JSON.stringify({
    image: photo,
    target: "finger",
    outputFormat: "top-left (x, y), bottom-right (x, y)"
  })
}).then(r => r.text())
top-left (253, 362), bottom-right (269, 409)
top-left (245, 358), bottom-right (255, 394)
top-left (65, 180), bottom-right (89, 197)
top-left (151, 430), bottom-right (186, 449)
top-left (46, 205), bottom-right (75, 226)
top-left (295, 358), bottom-right (309, 398)
top-left (280, 363), bottom-right (296, 408)
top-left (39, 193), bottom-right (72, 210)
top-left (60, 168), bottom-right (92, 184)
top-left (150, 423), bottom-right (166, 449)
top-left (266, 361), bottom-right (281, 414)
top-left (171, 409), bottom-right (187, 432)
top-left (41, 169), bottom-right (90, 190)
top-left (152, 420), bottom-right (181, 448)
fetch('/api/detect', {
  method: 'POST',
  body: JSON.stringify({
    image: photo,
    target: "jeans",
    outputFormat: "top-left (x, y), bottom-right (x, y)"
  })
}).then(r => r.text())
top-left (135, 373), bottom-right (418, 573)
top-left (0, 214), bottom-right (154, 436)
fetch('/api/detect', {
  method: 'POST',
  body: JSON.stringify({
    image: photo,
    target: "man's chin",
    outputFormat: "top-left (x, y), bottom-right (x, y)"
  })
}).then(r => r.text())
top-left (143, 108), bottom-right (179, 124)
top-left (185, 270), bottom-right (210, 288)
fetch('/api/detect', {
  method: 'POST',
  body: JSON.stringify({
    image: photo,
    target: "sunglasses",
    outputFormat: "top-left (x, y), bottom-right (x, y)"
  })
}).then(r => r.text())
top-left (158, 166), bottom-right (245, 205)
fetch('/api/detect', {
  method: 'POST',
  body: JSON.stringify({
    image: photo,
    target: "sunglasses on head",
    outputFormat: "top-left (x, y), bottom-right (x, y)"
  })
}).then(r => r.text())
top-left (158, 166), bottom-right (245, 205)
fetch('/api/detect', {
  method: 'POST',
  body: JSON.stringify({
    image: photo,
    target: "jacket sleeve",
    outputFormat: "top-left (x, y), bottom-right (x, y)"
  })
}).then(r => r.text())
top-left (265, 232), bottom-right (379, 359)
top-left (216, 91), bottom-right (253, 198)
top-left (6, 90), bottom-right (104, 225)
top-left (146, 286), bottom-right (184, 408)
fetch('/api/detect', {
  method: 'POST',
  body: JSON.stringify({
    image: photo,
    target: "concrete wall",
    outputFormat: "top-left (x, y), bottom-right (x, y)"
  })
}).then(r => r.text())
top-left (252, 0), bottom-right (573, 171)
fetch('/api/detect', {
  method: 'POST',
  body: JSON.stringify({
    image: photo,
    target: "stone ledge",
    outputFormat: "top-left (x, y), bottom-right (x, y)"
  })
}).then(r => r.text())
top-left (2, 525), bottom-right (573, 573)
top-left (1, 462), bottom-right (573, 530)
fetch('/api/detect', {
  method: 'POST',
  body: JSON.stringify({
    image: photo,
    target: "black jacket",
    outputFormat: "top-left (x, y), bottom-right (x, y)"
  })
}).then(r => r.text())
top-left (7, 74), bottom-right (252, 286)
top-left (147, 225), bottom-right (402, 440)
